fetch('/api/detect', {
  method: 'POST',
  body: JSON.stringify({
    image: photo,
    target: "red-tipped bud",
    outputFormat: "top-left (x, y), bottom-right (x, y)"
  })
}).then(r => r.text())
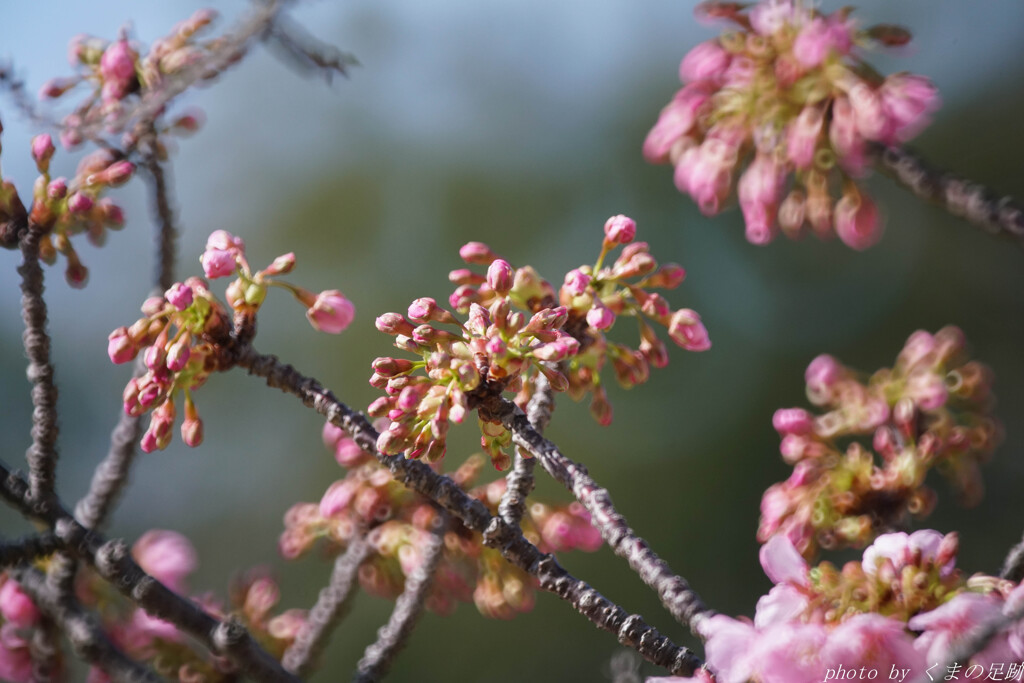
top-left (487, 259), bottom-right (515, 296)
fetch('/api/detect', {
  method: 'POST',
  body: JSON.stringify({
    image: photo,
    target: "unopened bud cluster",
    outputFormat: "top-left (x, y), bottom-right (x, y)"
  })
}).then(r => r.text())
top-left (0, 137), bottom-right (131, 286)
top-left (41, 9), bottom-right (218, 149)
top-left (281, 429), bottom-right (602, 619)
top-left (759, 327), bottom-right (999, 558)
top-left (371, 216), bottom-right (708, 469)
top-left (110, 231), bottom-right (353, 452)
top-left (645, 0), bottom-right (939, 248)
top-left (0, 531), bottom-right (304, 683)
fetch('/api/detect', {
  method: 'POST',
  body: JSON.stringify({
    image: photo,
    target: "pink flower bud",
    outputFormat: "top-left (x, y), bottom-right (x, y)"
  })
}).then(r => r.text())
top-left (847, 81), bottom-right (887, 141)
top-left (39, 77), bottom-right (78, 99)
top-left (603, 215), bottom-right (636, 245)
top-left (786, 106), bottom-right (823, 169)
top-left (834, 190), bottom-right (883, 250)
top-left (67, 192), bottom-right (94, 214)
top-left (205, 229), bottom-right (245, 255)
top-left (306, 290), bottom-right (355, 334)
top-left (263, 252), bottom-right (295, 276)
top-left (166, 337), bottom-right (191, 372)
top-left (642, 85), bottom-right (708, 163)
top-left (89, 160), bottom-right (135, 187)
top-left (459, 241), bottom-right (497, 265)
top-left (31, 134), bottom-right (55, 169)
top-left (181, 415), bottom-right (203, 447)
top-left (668, 309), bottom-right (711, 351)
top-left (585, 302), bottom-right (615, 331)
top-left (679, 40), bottom-right (731, 83)
top-left (772, 408), bottom-right (814, 436)
top-left (486, 259), bottom-right (515, 296)
top-left (200, 248), bottom-right (237, 279)
top-left (47, 177), bottom-right (69, 199)
top-left (133, 530), bottom-right (198, 593)
top-left (792, 18), bottom-right (833, 68)
top-left (164, 282), bottom-right (194, 311)
top-left (407, 297), bottom-right (438, 323)
top-left (375, 313), bottom-right (414, 336)
top-left (562, 269), bottom-right (591, 297)
top-left (98, 198), bottom-right (124, 227)
top-left (879, 74), bottom-right (940, 144)
top-left (107, 326), bottom-right (137, 364)
top-left (0, 580), bottom-right (40, 628)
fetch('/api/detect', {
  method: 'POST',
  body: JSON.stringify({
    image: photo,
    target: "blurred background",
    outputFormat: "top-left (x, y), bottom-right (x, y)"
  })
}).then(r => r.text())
top-left (1, 1), bottom-right (1023, 680)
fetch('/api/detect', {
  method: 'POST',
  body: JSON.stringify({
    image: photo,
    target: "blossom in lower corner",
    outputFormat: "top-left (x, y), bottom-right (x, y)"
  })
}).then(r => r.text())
top-left (645, 1), bottom-right (939, 248)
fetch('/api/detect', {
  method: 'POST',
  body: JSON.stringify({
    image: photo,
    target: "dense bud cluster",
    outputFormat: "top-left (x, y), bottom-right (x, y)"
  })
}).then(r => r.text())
top-left (645, 0), bottom-right (939, 248)
top-left (370, 216), bottom-right (709, 469)
top-left (759, 327), bottom-right (999, 558)
top-left (109, 231), bottom-right (353, 452)
top-left (691, 533), bottom-right (1024, 683)
top-left (281, 425), bottom-right (602, 619)
top-left (0, 532), bottom-right (303, 683)
top-left (41, 9), bottom-right (218, 150)
top-left (0, 134), bottom-right (132, 286)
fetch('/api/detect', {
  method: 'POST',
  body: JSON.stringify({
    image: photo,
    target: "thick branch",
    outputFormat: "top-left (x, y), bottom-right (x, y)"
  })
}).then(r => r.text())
top-left (18, 227), bottom-right (59, 509)
top-left (14, 566), bottom-right (164, 683)
top-left (353, 511), bottom-right (447, 683)
top-left (1000, 530), bottom-right (1024, 583)
top-left (282, 534), bottom-right (371, 677)
top-left (871, 143), bottom-right (1024, 242)
top-left (0, 461), bottom-right (299, 683)
top-left (0, 532), bottom-right (61, 567)
top-left (235, 346), bottom-right (704, 676)
top-left (498, 374), bottom-right (556, 527)
top-left (490, 397), bottom-right (711, 635)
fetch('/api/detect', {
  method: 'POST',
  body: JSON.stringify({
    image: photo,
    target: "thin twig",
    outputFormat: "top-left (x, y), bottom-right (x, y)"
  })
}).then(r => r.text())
top-left (871, 143), bottom-right (1024, 243)
top-left (282, 533), bottom-right (372, 676)
top-left (0, 460), bottom-right (300, 683)
top-left (14, 566), bottom-right (164, 683)
top-left (1000, 530), bottom-right (1024, 583)
top-left (486, 397), bottom-right (711, 635)
top-left (264, 14), bottom-right (358, 83)
top-left (235, 346), bottom-right (704, 676)
top-left (18, 226), bottom-right (60, 509)
top-left (353, 510), bottom-right (447, 683)
top-left (498, 374), bottom-right (555, 528)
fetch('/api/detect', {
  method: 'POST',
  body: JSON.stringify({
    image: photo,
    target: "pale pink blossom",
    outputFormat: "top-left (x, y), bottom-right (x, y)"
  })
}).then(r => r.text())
top-left (759, 534), bottom-right (810, 587)
top-left (909, 592), bottom-right (1013, 666)
top-left (786, 107), bottom-right (824, 169)
top-left (200, 248), bottom-right (237, 279)
top-left (679, 40), bottom-right (731, 83)
top-left (820, 614), bottom-right (922, 675)
top-left (880, 74), bottom-right (940, 144)
top-left (0, 581), bottom-right (39, 629)
top-left (792, 19), bottom-right (834, 68)
top-left (164, 282), bottom-right (193, 311)
top-left (132, 529), bottom-right (198, 593)
top-left (834, 190), bottom-right (882, 251)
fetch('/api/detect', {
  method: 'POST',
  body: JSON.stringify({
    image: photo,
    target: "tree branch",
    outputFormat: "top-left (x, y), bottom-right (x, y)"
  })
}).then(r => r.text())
top-left (18, 226), bottom-right (59, 510)
top-left (282, 533), bottom-right (371, 677)
top-left (0, 532), bottom-right (61, 568)
top-left (234, 345), bottom-right (704, 676)
top-left (1000, 530), bottom-right (1024, 583)
top-left (264, 14), bottom-right (358, 83)
top-left (0, 461), bottom-right (300, 683)
top-left (498, 373), bottom-right (556, 528)
top-left (14, 565), bottom-right (164, 683)
top-left (486, 397), bottom-right (711, 635)
top-left (871, 143), bottom-right (1024, 243)
top-left (353, 510), bottom-right (447, 683)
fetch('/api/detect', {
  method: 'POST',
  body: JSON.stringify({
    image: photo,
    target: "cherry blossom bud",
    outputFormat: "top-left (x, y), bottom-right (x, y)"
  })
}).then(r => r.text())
top-left (459, 241), bottom-right (497, 265)
top-left (562, 269), bottom-right (591, 297)
top-left (586, 302), bottom-right (615, 331)
top-left (773, 408), bottom-right (814, 436)
top-left (679, 40), bottom-right (731, 83)
top-left (164, 282), bottom-right (194, 311)
top-left (407, 297), bottom-right (438, 323)
top-left (0, 580), bottom-right (40, 628)
top-left (786, 106), bottom-right (823, 169)
top-left (108, 327), bottom-right (137, 364)
top-left (47, 177), bottom-right (68, 199)
top-left (306, 290), bottom-right (355, 334)
top-left (668, 309), bottom-right (711, 351)
top-left (834, 189), bottom-right (882, 251)
top-left (486, 259), bottom-right (515, 296)
top-left (792, 18), bottom-right (833, 68)
top-left (166, 337), bottom-right (191, 372)
top-left (206, 229), bottom-right (245, 255)
top-left (603, 214), bottom-right (637, 245)
top-left (31, 134), bottom-right (55, 171)
top-left (376, 312), bottom-right (414, 336)
top-left (263, 252), bottom-right (295, 276)
top-left (133, 530), bottom-right (198, 593)
top-left (200, 248), bottom-right (237, 279)
top-left (67, 192), bottom-right (93, 214)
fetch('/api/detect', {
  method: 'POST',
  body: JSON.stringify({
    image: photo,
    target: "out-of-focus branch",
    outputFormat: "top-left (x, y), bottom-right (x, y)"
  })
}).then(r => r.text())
top-left (498, 373), bottom-right (556, 528)
top-left (353, 510), bottom-right (447, 683)
top-left (1000, 530), bottom-right (1024, 583)
top-left (264, 14), bottom-right (358, 83)
top-left (15, 566), bottom-right (164, 683)
top-left (871, 143), bottom-right (1024, 242)
top-left (18, 226), bottom-right (59, 510)
top-left (934, 595), bottom-right (1024, 680)
top-left (0, 532), bottom-right (61, 568)
top-left (234, 346), bottom-right (704, 676)
top-left (0, 460), bottom-right (300, 683)
top-left (486, 397), bottom-right (711, 635)
top-left (282, 533), bottom-right (372, 677)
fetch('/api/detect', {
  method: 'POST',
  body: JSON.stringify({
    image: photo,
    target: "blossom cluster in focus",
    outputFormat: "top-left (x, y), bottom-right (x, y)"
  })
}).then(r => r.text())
top-left (109, 230), bottom-right (354, 452)
top-left (370, 215), bottom-right (709, 470)
top-left (759, 327), bottom-right (999, 559)
top-left (644, 0), bottom-right (939, 248)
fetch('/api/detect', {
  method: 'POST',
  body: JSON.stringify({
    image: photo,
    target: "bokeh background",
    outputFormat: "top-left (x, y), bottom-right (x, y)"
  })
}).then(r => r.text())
top-left (2, 1), bottom-right (1023, 680)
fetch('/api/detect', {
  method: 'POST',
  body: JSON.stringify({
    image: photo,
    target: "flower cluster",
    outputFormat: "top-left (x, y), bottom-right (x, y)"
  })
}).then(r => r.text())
top-left (109, 230), bottom-right (354, 452)
top-left (644, 0), bottom-right (939, 248)
top-left (281, 424), bottom-right (602, 619)
top-left (41, 9), bottom-right (217, 149)
top-left (0, 135), bottom-right (132, 286)
top-left (371, 215), bottom-right (709, 469)
top-left (691, 532), bottom-right (1024, 683)
top-left (759, 327), bottom-right (999, 559)
top-left (0, 531), bottom-right (304, 683)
